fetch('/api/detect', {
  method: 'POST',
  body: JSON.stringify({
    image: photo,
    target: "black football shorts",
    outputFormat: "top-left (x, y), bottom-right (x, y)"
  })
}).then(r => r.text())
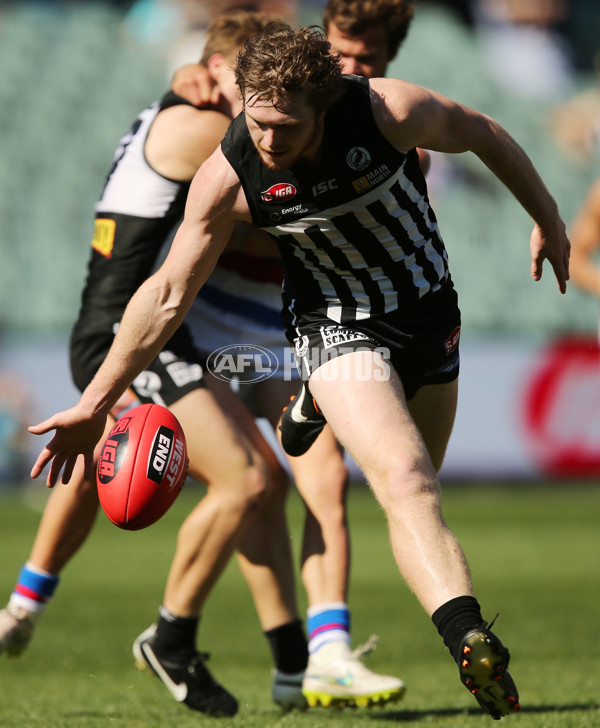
top-left (70, 321), bottom-right (206, 409)
top-left (285, 288), bottom-right (461, 401)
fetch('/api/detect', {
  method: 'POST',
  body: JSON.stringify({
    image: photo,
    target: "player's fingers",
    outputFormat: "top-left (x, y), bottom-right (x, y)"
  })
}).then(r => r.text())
top-left (531, 255), bottom-right (543, 283)
top-left (60, 456), bottom-right (78, 485)
top-left (559, 267), bottom-right (568, 293)
top-left (186, 83), bottom-right (203, 107)
top-left (30, 449), bottom-right (52, 480)
top-left (553, 255), bottom-right (568, 294)
top-left (210, 85), bottom-right (222, 106)
top-left (83, 451), bottom-right (96, 482)
top-left (47, 453), bottom-right (68, 489)
top-left (28, 418), bottom-right (57, 435)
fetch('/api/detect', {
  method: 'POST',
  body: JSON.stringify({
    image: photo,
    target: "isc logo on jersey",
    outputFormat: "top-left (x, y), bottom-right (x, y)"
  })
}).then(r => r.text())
top-left (261, 183), bottom-right (296, 203)
top-left (147, 425), bottom-right (185, 489)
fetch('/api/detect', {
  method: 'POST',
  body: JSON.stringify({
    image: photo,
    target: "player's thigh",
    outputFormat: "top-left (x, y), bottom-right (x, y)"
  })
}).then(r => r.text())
top-left (254, 377), bottom-right (347, 506)
top-left (308, 350), bottom-right (434, 481)
top-left (288, 425), bottom-right (348, 513)
top-left (204, 374), bottom-right (285, 476)
top-left (407, 379), bottom-right (458, 473)
top-left (168, 386), bottom-right (265, 485)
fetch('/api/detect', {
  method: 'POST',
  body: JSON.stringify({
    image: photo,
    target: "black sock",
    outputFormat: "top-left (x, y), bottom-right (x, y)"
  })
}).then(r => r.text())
top-left (431, 596), bottom-right (485, 663)
top-left (152, 605), bottom-right (199, 660)
top-left (264, 618), bottom-right (308, 674)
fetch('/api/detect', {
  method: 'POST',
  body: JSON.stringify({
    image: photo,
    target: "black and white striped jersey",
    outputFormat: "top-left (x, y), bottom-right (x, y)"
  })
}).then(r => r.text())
top-left (73, 92), bottom-right (192, 336)
top-left (221, 75), bottom-right (452, 325)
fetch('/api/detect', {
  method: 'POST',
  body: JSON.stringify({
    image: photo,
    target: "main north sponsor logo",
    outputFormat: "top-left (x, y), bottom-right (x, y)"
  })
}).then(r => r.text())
top-left (206, 344), bottom-right (279, 383)
top-left (261, 183), bottom-right (296, 203)
top-left (352, 163), bottom-right (392, 194)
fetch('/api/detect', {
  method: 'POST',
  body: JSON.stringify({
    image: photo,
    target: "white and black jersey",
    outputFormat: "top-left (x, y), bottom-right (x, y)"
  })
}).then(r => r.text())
top-left (73, 91), bottom-right (193, 337)
top-left (221, 76), bottom-right (452, 327)
top-left (70, 92), bottom-right (201, 397)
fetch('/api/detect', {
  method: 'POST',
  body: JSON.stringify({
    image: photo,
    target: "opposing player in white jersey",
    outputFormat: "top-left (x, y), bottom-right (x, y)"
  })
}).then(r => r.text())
top-left (28, 24), bottom-right (571, 719)
top-left (0, 11), bottom-right (310, 717)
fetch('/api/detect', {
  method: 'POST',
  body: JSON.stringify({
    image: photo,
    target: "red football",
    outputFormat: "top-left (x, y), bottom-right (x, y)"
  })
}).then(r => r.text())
top-left (96, 403), bottom-right (188, 530)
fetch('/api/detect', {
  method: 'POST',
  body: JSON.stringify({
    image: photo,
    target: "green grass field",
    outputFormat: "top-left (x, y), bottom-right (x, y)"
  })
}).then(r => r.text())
top-left (1, 481), bottom-right (599, 728)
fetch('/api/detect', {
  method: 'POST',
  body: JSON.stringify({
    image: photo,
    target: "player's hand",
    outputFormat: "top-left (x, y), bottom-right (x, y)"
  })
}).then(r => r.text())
top-left (29, 407), bottom-right (107, 488)
top-left (530, 221), bottom-right (571, 294)
top-left (170, 64), bottom-right (220, 107)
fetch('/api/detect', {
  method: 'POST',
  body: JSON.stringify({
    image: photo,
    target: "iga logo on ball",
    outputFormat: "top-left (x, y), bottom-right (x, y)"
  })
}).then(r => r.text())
top-left (97, 403), bottom-right (188, 530)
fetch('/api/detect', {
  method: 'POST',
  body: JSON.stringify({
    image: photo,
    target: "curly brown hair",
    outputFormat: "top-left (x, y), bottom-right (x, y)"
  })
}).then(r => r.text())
top-left (234, 24), bottom-right (345, 113)
top-left (323, 0), bottom-right (414, 61)
top-left (200, 9), bottom-right (284, 66)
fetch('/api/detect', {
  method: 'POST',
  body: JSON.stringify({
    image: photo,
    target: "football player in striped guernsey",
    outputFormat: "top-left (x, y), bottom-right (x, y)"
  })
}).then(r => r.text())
top-left (170, 2), bottom-right (433, 709)
top-left (29, 24), bottom-right (571, 718)
top-left (176, 0), bottom-right (423, 710)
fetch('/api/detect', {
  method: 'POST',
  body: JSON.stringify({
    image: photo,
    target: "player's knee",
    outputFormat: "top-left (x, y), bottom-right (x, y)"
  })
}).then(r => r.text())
top-left (372, 457), bottom-right (440, 511)
top-left (323, 457), bottom-right (349, 495)
top-left (234, 461), bottom-right (271, 513)
top-left (315, 498), bottom-right (347, 535)
top-left (296, 454), bottom-right (349, 508)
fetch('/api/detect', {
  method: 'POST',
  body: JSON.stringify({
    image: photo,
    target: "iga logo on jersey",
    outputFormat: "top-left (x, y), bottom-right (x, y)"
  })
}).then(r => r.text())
top-left (261, 183), bottom-right (297, 203)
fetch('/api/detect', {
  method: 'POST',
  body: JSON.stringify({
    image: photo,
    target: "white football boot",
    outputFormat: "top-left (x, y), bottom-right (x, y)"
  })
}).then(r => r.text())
top-left (0, 604), bottom-right (38, 657)
top-left (302, 637), bottom-right (405, 708)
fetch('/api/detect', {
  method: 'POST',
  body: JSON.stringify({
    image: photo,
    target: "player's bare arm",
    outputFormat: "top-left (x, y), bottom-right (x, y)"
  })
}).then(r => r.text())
top-left (146, 107), bottom-right (231, 180)
top-left (77, 152), bottom-right (244, 411)
top-left (29, 149), bottom-right (245, 488)
top-left (570, 178), bottom-right (600, 298)
top-left (370, 77), bottom-right (570, 294)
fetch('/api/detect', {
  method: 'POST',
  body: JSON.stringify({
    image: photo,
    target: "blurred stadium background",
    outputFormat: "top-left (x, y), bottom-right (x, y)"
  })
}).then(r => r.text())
top-left (0, 0), bottom-right (599, 484)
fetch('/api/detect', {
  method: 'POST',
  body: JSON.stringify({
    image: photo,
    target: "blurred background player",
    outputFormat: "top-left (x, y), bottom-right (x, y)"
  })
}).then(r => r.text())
top-left (0, 10), bottom-right (308, 717)
top-left (121, 0), bottom-right (299, 77)
top-left (324, 0), bottom-right (412, 78)
top-left (569, 176), bottom-right (600, 337)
